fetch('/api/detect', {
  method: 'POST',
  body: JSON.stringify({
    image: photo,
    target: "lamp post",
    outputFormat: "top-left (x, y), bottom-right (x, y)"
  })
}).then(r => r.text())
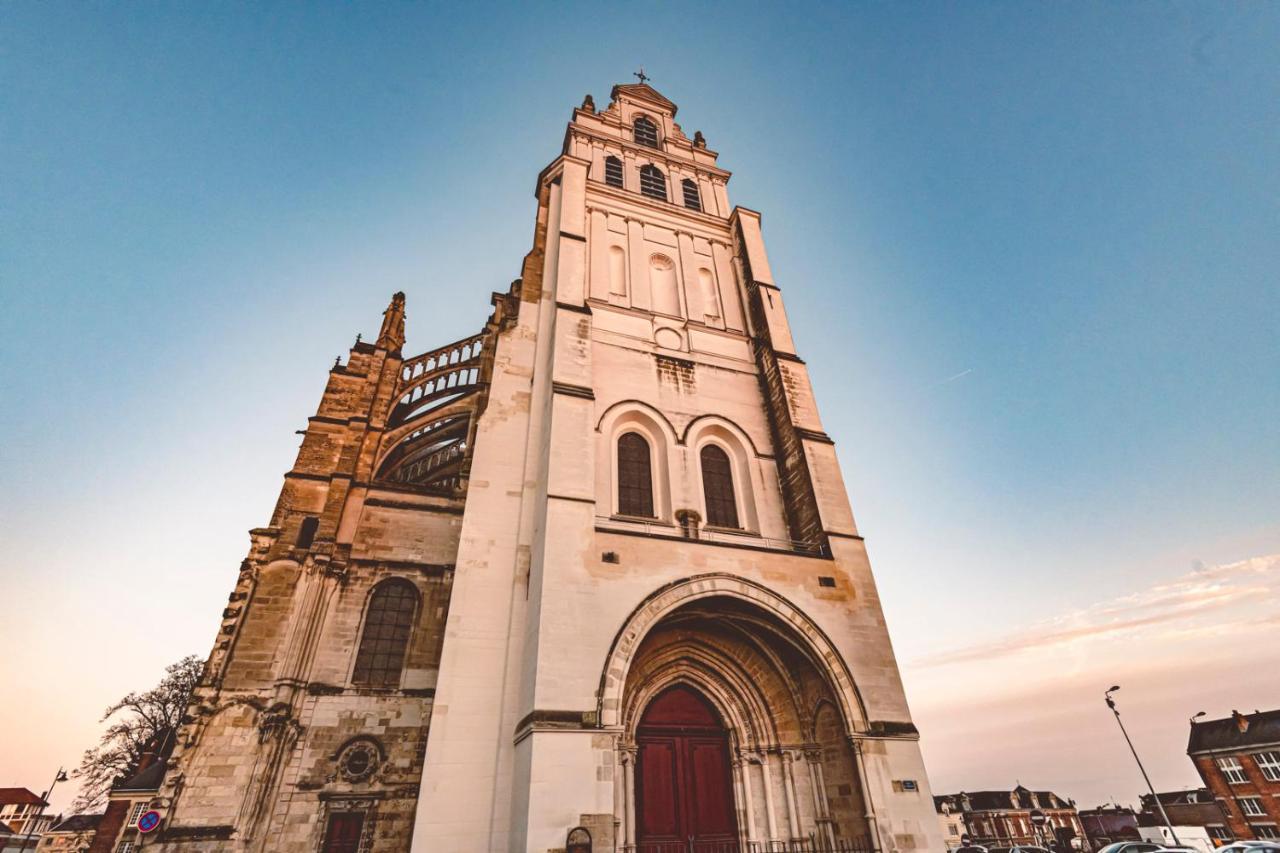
top-left (1104, 686), bottom-right (1180, 847)
top-left (19, 767), bottom-right (68, 851)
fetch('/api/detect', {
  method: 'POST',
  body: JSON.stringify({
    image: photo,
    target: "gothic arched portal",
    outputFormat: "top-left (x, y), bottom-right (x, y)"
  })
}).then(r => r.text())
top-left (612, 585), bottom-right (874, 849)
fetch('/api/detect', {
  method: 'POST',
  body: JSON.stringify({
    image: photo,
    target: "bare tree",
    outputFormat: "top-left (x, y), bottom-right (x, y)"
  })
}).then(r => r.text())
top-left (71, 654), bottom-right (204, 811)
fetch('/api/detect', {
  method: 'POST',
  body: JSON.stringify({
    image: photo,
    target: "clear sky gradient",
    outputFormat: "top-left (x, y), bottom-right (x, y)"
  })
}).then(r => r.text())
top-left (2, 2), bottom-right (1277, 813)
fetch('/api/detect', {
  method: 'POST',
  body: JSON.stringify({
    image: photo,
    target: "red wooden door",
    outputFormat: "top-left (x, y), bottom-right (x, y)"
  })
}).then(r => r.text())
top-left (636, 686), bottom-right (739, 851)
top-left (321, 812), bottom-right (364, 853)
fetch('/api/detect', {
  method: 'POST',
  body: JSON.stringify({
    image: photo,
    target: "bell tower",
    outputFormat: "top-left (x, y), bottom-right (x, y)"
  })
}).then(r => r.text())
top-left (411, 82), bottom-right (943, 853)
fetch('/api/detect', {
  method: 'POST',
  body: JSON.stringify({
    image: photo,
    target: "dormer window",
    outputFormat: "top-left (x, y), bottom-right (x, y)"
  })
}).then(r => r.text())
top-left (639, 165), bottom-right (667, 201)
top-left (604, 156), bottom-right (623, 188)
top-left (681, 179), bottom-right (701, 212)
top-left (633, 116), bottom-right (659, 148)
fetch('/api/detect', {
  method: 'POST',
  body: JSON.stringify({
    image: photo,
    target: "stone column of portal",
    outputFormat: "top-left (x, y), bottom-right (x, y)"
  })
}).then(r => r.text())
top-left (805, 748), bottom-right (836, 847)
top-left (782, 750), bottom-right (802, 840)
top-left (731, 756), bottom-right (747, 848)
top-left (738, 753), bottom-right (757, 843)
top-left (623, 746), bottom-right (637, 848)
top-left (760, 754), bottom-right (779, 843)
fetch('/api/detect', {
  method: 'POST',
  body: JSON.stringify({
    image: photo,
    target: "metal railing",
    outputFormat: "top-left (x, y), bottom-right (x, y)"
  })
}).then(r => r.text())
top-left (596, 516), bottom-right (827, 557)
top-left (622, 837), bottom-right (872, 853)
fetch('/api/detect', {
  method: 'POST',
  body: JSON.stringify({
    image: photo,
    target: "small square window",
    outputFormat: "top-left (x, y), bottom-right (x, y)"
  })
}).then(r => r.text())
top-left (1239, 797), bottom-right (1265, 817)
top-left (1218, 756), bottom-right (1248, 784)
top-left (818, 576), bottom-right (836, 588)
top-left (1255, 751), bottom-right (1280, 782)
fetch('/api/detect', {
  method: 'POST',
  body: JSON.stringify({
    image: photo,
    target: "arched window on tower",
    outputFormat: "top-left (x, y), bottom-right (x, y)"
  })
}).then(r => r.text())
top-left (633, 116), bottom-right (659, 148)
top-left (617, 432), bottom-right (655, 518)
top-left (700, 445), bottom-right (739, 528)
top-left (639, 165), bottom-right (667, 201)
top-left (604, 156), bottom-right (623, 188)
top-left (682, 179), bottom-right (702, 212)
top-left (352, 578), bottom-right (419, 687)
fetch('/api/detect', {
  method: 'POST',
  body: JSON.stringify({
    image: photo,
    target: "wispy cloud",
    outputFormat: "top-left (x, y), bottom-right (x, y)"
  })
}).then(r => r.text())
top-left (936, 368), bottom-right (974, 386)
top-left (911, 554), bottom-right (1280, 668)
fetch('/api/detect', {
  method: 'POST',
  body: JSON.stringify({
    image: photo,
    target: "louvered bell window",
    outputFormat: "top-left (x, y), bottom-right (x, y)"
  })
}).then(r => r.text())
top-left (639, 165), bottom-right (667, 201)
top-left (634, 116), bottom-right (659, 148)
top-left (604, 156), bottom-right (623, 188)
top-left (682, 179), bottom-right (702, 211)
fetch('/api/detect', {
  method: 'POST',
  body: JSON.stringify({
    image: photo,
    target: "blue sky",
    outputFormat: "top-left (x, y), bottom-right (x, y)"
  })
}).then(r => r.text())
top-left (2, 2), bottom-right (1277, 811)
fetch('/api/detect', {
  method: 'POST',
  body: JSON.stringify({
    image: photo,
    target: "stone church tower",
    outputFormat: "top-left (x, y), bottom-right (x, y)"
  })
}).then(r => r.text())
top-left (147, 82), bottom-right (942, 853)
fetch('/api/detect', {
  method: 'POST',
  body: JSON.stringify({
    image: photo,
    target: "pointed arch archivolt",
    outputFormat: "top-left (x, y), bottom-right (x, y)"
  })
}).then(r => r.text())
top-left (598, 573), bottom-right (868, 737)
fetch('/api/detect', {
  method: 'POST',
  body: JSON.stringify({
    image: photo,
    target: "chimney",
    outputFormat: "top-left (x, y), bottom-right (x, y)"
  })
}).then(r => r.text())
top-left (1232, 710), bottom-right (1249, 733)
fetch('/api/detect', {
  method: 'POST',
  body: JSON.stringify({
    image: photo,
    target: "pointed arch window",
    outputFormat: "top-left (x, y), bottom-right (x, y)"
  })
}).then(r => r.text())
top-left (681, 179), bottom-right (702, 212)
top-left (352, 578), bottom-right (418, 687)
top-left (700, 445), bottom-right (739, 528)
top-left (639, 165), bottom-right (667, 201)
top-left (604, 156), bottom-right (623, 188)
top-left (633, 116), bottom-right (659, 148)
top-left (617, 432), bottom-right (655, 518)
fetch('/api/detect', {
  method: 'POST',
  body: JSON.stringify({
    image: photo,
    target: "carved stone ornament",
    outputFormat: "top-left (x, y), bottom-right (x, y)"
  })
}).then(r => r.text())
top-left (336, 738), bottom-right (384, 783)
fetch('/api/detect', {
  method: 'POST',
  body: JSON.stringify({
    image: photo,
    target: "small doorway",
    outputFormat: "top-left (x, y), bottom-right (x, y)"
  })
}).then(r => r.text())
top-left (636, 685), bottom-right (738, 852)
top-left (321, 812), bottom-right (364, 853)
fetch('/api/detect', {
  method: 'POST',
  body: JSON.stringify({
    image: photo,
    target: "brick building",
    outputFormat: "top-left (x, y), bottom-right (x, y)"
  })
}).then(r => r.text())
top-left (934, 787), bottom-right (1083, 849)
top-left (140, 79), bottom-right (944, 853)
top-left (1189, 709), bottom-right (1280, 840)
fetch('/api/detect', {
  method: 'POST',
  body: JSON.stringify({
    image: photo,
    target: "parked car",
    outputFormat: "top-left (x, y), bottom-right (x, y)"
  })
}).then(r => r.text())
top-left (989, 846), bottom-right (1053, 853)
top-left (1094, 843), bottom-right (1164, 853)
top-left (1218, 844), bottom-right (1280, 853)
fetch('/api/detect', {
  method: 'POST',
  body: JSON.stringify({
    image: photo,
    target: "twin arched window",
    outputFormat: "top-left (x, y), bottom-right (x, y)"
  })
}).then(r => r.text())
top-left (617, 432), bottom-right (655, 517)
top-left (615, 433), bottom-right (742, 529)
top-left (639, 165), bottom-right (667, 201)
top-left (634, 116), bottom-right (659, 148)
top-left (352, 579), bottom-right (419, 687)
top-left (604, 156), bottom-right (623, 188)
top-left (682, 179), bottom-right (701, 212)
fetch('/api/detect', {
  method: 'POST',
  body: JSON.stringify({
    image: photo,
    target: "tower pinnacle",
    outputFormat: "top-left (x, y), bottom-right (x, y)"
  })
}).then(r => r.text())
top-left (377, 291), bottom-right (406, 352)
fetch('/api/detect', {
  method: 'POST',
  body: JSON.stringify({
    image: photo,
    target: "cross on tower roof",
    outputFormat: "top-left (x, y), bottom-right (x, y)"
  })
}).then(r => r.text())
top-left (633, 67), bottom-right (649, 85)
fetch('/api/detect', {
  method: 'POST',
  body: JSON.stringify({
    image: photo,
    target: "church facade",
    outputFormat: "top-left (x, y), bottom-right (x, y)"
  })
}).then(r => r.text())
top-left (147, 82), bottom-right (942, 853)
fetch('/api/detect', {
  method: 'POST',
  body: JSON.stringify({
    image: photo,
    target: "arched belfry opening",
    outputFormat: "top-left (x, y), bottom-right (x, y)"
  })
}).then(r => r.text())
top-left (614, 589), bottom-right (874, 851)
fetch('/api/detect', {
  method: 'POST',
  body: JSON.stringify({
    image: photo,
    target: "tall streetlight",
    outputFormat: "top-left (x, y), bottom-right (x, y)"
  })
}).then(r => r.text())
top-left (1105, 686), bottom-right (1180, 846)
top-left (19, 767), bottom-right (68, 851)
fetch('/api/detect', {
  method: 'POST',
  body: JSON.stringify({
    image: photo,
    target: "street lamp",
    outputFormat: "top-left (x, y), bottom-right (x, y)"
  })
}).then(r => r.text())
top-left (1104, 686), bottom-right (1180, 846)
top-left (20, 767), bottom-right (68, 850)
top-left (1190, 711), bottom-right (1206, 726)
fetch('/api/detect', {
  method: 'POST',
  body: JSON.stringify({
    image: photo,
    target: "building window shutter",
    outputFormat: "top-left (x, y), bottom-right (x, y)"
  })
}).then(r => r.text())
top-left (604, 156), bottom-right (623, 188)
top-left (700, 445), bottom-right (739, 529)
top-left (352, 579), bottom-right (418, 687)
top-left (617, 432), bottom-right (655, 518)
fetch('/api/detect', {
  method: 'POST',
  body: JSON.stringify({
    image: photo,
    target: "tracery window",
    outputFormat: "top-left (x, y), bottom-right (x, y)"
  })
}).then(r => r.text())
top-left (352, 579), bottom-right (418, 687)
top-left (604, 156), bottom-right (623, 188)
top-left (634, 116), bottom-right (659, 148)
top-left (682, 178), bottom-right (701, 211)
top-left (639, 164), bottom-right (667, 201)
top-left (617, 432), bottom-right (655, 518)
top-left (700, 445), bottom-right (739, 528)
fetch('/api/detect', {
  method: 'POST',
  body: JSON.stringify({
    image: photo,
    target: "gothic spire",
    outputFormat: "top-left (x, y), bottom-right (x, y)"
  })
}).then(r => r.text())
top-left (377, 291), bottom-right (406, 352)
